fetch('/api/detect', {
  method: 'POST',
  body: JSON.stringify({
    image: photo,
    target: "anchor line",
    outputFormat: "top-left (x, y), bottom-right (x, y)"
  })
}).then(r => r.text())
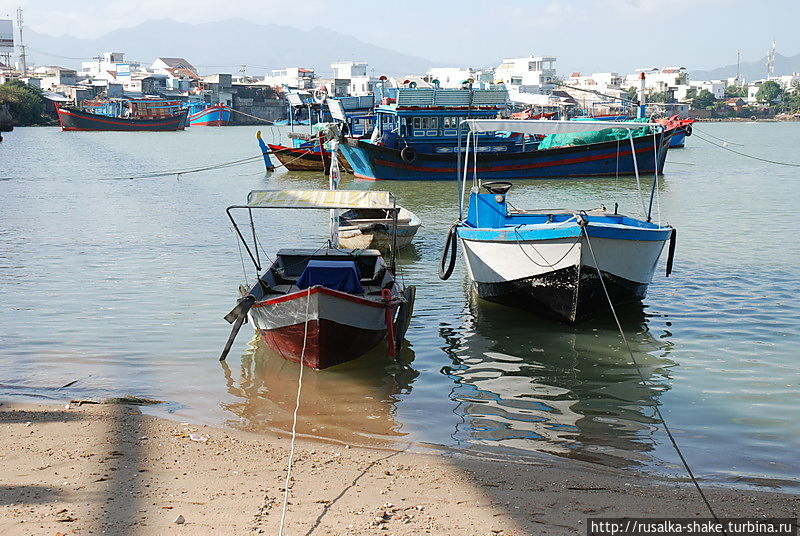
top-left (578, 220), bottom-right (725, 532)
top-left (278, 287), bottom-right (312, 536)
top-left (693, 132), bottom-right (800, 167)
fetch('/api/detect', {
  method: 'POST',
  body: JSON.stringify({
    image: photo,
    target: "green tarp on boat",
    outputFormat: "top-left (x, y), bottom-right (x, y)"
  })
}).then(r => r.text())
top-left (537, 118), bottom-right (654, 150)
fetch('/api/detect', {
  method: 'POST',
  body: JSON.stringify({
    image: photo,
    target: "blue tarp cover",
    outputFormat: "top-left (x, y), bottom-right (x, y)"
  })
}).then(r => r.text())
top-left (297, 260), bottom-right (364, 294)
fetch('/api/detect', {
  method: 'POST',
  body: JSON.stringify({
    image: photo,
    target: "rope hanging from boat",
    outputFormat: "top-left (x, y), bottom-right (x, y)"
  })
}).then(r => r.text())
top-left (577, 218), bottom-right (726, 532)
top-left (103, 154), bottom-right (263, 180)
top-left (278, 287), bottom-right (312, 536)
top-left (226, 107), bottom-right (276, 124)
top-left (692, 130), bottom-right (800, 167)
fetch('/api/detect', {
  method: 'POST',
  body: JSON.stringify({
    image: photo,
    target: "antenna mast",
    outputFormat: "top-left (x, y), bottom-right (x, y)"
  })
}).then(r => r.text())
top-left (766, 40), bottom-right (776, 79)
top-left (16, 6), bottom-right (26, 75)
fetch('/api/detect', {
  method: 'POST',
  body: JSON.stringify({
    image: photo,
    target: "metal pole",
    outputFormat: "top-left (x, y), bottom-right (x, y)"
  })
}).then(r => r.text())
top-left (248, 207), bottom-right (260, 271)
top-left (390, 198), bottom-right (398, 273)
top-left (457, 120), bottom-right (463, 219)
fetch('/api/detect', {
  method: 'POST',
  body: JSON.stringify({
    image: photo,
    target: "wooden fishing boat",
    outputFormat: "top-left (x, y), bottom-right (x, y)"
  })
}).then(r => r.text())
top-left (221, 189), bottom-right (415, 369)
top-left (439, 119), bottom-right (676, 323)
top-left (266, 142), bottom-right (352, 173)
top-left (338, 206), bottom-right (420, 252)
top-left (337, 86), bottom-right (673, 181)
top-left (57, 99), bottom-right (189, 132)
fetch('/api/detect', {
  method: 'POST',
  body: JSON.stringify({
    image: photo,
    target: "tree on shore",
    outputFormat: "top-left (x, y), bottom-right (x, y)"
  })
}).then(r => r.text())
top-left (0, 80), bottom-right (49, 125)
top-left (724, 85), bottom-right (747, 98)
top-left (755, 81), bottom-right (782, 104)
top-left (691, 89), bottom-right (716, 109)
top-left (648, 91), bottom-right (675, 104)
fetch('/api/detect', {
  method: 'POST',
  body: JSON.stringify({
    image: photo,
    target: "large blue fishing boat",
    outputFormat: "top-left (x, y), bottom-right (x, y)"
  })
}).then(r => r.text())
top-left (184, 102), bottom-right (232, 126)
top-left (337, 85), bottom-right (674, 181)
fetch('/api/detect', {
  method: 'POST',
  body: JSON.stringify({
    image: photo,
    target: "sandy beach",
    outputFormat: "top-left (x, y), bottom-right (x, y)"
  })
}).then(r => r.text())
top-left (1, 402), bottom-right (797, 536)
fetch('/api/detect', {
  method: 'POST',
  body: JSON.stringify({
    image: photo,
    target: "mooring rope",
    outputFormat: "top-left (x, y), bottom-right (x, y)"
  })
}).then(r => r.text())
top-left (227, 107), bottom-right (276, 124)
top-left (692, 131), bottom-right (800, 167)
top-left (102, 154), bottom-right (263, 180)
top-left (278, 287), bottom-right (312, 536)
top-left (578, 219), bottom-right (725, 531)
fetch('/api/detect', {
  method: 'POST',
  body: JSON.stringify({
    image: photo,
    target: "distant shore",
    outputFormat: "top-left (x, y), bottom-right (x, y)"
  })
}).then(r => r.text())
top-left (1, 402), bottom-right (797, 536)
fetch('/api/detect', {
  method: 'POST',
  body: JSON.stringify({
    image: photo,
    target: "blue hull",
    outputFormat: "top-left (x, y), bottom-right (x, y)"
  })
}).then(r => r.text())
top-left (669, 130), bottom-right (686, 148)
top-left (188, 105), bottom-right (231, 126)
top-left (339, 129), bottom-right (674, 181)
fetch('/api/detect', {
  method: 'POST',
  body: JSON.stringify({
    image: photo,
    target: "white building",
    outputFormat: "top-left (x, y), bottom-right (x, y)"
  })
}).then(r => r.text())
top-left (687, 80), bottom-right (726, 100)
top-left (426, 67), bottom-right (477, 88)
top-left (80, 52), bottom-right (142, 82)
top-left (495, 55), bottom-right (556, 90)
top-left (265, 67), bottom-right (316, 89)
top-left (31, 65), bottom-right (78, 90)
top-left (330, 61), bottom-right (377, 96)
top-left (623, 67), bottom-right (690, 99)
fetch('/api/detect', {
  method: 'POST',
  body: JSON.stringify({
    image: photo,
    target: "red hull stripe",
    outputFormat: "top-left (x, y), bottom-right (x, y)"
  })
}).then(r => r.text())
top-left (372, 145), bottom-right (658, 174)
top-left (252, 285), bottom-right (387, 309)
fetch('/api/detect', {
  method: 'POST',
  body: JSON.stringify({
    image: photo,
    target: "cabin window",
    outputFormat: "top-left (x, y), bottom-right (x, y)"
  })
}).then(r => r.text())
top-left (413, 117), bottom-right (422, 129)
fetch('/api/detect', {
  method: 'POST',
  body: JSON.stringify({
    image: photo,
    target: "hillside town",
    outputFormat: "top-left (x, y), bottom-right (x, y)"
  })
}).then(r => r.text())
top-left (2, 42), bottom-right (800, 126)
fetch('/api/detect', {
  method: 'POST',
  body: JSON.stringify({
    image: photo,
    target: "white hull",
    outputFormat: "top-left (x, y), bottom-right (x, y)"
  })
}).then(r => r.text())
top-left (460, 235), bottom-right (666, 286)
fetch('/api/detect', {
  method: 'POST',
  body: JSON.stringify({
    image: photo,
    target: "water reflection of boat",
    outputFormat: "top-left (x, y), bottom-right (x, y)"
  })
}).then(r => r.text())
top-left (220, 336), bottom-right (419, 447)
top-left (439, 298), bottom-right (675, 467)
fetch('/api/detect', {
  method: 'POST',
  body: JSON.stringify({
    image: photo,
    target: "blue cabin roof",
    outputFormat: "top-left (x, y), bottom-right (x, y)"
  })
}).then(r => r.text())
top-left (376, 88), bottom-right (508, 116)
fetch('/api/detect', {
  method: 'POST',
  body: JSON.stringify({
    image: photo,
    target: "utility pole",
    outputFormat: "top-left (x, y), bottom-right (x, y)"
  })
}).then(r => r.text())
top-left (16, 6), bottom-right (26, 75)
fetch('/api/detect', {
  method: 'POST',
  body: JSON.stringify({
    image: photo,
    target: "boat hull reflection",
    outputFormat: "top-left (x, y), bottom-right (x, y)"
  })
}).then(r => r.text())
top-left (220, 335), bottom-right (419, 448)
top-left (439, 296), bottom-right (676, 467)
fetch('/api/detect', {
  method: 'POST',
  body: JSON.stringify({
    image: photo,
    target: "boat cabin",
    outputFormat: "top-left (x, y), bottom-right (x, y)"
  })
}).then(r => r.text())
top-left (370, 86), bottom-right (515, 153)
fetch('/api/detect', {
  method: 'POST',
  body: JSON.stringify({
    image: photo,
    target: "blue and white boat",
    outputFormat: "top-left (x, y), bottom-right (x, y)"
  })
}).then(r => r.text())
top-left (439, 119), bottom-right (676, 323)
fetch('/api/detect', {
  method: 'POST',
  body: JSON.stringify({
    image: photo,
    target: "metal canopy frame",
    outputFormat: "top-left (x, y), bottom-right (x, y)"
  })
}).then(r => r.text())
top-left (226, 190), bottom-right (399, 274)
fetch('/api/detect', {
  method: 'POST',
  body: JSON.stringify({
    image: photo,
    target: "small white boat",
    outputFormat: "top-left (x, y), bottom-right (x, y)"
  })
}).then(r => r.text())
top-left (439, 119), bottom-right (676, 323)
top-left (338, 206), bottom-right (421, 253)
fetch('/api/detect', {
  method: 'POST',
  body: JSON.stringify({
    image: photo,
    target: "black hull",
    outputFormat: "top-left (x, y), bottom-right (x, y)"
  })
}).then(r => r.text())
top-left (474, 265), bottom-right (648, 324)
top-left (57, 107), bottom-right (188, 131)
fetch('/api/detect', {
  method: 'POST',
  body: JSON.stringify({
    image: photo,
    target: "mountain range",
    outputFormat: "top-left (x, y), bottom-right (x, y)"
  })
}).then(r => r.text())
top-left (24, 18), bottom-right (800, 82)
top-left (26, 18), bottom-right (443, 77)
top-left (689, 52), bottom-right (800, 82)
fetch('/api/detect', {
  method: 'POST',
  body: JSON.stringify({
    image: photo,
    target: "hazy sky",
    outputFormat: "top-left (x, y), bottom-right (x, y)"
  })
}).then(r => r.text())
top-left (2, 0), bottom-right (798, 73)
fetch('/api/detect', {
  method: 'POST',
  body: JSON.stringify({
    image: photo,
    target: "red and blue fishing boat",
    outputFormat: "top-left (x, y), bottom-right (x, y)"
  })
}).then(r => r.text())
top-left (185, 102), bottom-right (232, 126)
top-left (57, 98), bottom-right (188, 132)
top-left (337, 85), bottom-right (674, 181)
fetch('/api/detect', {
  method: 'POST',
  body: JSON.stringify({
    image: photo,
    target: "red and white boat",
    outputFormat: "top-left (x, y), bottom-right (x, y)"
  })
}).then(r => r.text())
top-left (221, 190), bottom-right (415, 369)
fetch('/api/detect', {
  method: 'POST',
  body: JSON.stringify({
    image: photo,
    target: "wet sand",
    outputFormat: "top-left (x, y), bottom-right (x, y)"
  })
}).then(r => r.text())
top-left (1, 402), bottom-right (797, 536)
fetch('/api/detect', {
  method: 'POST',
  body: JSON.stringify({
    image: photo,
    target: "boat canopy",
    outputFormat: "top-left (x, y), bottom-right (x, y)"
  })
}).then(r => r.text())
top-left (463, 119), bottom-right (661, 135)
top-left (246, 190), bottom-right (396, 210)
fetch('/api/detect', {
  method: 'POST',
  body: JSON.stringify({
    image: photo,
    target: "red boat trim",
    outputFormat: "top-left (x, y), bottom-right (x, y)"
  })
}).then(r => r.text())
top-left (373, 144), bottom-right (658, 173)
top-left (353, 173), bottom-right (380, 181)
top-left (189, 106), bottom-right (227, 121)
top-left (252, 285), bottom-right (388, 309)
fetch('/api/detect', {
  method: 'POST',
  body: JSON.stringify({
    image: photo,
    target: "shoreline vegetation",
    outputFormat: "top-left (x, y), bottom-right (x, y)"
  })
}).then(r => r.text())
top-left (1, 401), bottom-right (797, 535)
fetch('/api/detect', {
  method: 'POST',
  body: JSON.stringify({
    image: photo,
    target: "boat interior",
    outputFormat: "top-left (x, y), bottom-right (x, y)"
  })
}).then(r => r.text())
top-left (252, 248), bottom-right (395, 299)
top-left (339, 208), bottom-right (411, 226)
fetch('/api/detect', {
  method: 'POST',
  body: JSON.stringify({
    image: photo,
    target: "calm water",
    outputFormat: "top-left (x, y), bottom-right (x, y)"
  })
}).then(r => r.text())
top-left (1, 122), bottom-right (798, 490)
